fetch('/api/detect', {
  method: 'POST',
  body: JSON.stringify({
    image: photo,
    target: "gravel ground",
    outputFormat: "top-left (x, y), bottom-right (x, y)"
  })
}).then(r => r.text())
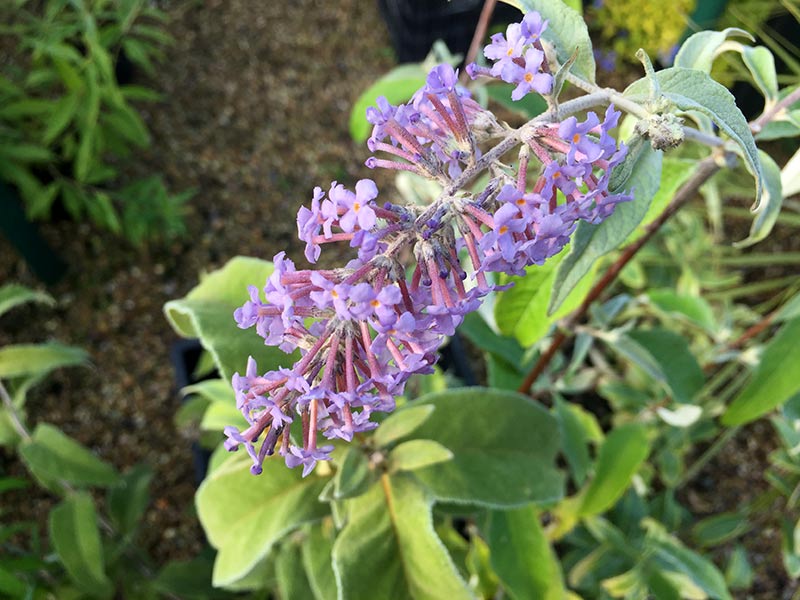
top-left (0, 0), bottom-right (395, 563)
top-left (0, 1), bottom-right (792, 596)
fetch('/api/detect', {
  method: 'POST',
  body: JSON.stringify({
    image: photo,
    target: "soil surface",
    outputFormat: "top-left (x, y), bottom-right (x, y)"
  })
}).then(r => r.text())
top-left (0, 1), bottom-right (793, 598)
top-left (0, 0), bottom-right (395, 564)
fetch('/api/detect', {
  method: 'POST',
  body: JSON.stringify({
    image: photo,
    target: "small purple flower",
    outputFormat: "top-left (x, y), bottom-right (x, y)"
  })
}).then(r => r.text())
top-left (284, 444), bottom-right (335, 477)
top-left (338, 179), bottom-right (378, 232)
top-left (520, 11), bottom-right (548, 43)
top-left (485, 24), bottom-right (526, 78)
top-left (509, 48), bottom-right (553, 100)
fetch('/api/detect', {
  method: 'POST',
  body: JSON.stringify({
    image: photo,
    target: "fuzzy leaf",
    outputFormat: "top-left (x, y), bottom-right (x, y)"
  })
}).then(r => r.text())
top-left (301, 521), bottom-right (337, 600)
top-left (332, 474), bottom-right (474, 600)
top-left (495, 247), bottom-right (595, 347)
top-left (734, 150), bottom-right (783, 248)
top-left (349, 65), bottom-right (427, 142)
top-left (488, 505), bottom-right (566, 600)
top-left (624, 68), bottom-right (763, 207)
top-left (399, 388), bottom-right (563, 507)
top-left (673, 28), bottom-right (753, 72)
top-left (373, 404), bottom-right (435, 448)
top-left (195, 451), bottom-right (330, 587)
top-left (389, 439), bottom-right (453, 472)
top-left (164, 256), bottom-right (298, 383)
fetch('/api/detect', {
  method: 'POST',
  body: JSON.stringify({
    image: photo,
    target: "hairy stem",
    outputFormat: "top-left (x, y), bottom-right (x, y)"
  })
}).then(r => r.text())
top-left (751, 85), bottom-right (800, 133)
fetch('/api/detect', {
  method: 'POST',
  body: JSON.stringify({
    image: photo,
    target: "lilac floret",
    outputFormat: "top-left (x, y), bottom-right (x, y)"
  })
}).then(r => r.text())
top-left (284, 444), bottom-right (335, 477)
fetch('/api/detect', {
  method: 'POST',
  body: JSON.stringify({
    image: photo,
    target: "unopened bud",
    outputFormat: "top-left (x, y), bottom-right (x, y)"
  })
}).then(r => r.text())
top-left (635, 112), bottom-right (685, 150)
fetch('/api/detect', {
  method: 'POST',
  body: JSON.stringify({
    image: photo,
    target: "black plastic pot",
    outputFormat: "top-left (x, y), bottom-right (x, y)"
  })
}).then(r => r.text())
top-left (0, 182), bottom-right (66, 285)
top-left (170, 339), bottom-right (215, 486)
top-left (377, 0), bottom-right (522, 63)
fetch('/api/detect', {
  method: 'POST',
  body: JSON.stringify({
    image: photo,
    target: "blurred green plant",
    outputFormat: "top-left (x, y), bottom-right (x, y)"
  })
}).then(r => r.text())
top-left (0, 0), bottom-right (191, 245)
top-left (0, 284), bottom-right (236, 599)
top-left (589, 0), bottom-right (697, 65)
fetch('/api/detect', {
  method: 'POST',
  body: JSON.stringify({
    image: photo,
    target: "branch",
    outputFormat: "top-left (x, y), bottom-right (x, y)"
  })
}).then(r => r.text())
top-left (751, 86), bottom-right (800, 133)
top-left (461, 0), bottom-right (497, 84)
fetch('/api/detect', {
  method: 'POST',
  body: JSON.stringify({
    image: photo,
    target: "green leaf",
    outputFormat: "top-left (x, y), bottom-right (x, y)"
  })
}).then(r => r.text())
top-left (0, 343), bottom-right (87, 379)
top-left (646, 288), bottom-right (717, 333)
top-left (27, 182), bottom-right (61, 219)
top-left (510, 0), bottom-right (596, 83)
top-left (373, 404), bottom-right (435, 448)
top-left (182, 378), bottom-right (235, 403)
top-left (349, 65), bottom-right (427, 142)
top-left (19, 423), bottom-right (119, 490)
top-left (195, 451), bottom-right (330, 587)
top-left (486, 82), bottom-right (547, 119)
top-left (458, 312), bottom-right (526, 366)
top-left (0, 143), bottom-right (54, 163)
top-left (122, 38), bottom-right (156, 75)
top-left (301, 521), bottom-right (337, 600)
top-left (550, 141), bottom-right (662, 313)
top-left (0, 565), bottom-right (27, 598)
top-left (627, 328), bottom-right (705, 403)
top-left (74, 125), bottom-right (96, 183)
top-left (0, 284), bottom-right (54, 318)
top-left (554, 396), bottom-right (596, 486)
top-left (488, 505), bottom-right (566, 600)
top-left (495, 248), bottom-right (595, 347)
top-left (102, 102), bottom-right (150, 147)
top-left (0, 99), bottom-right (54, 119)
top-left (401, 388), bottom-right (564, 507)
top-left (578, 423), bottom-right (650, 516)
top-left (740, 45), bottom-right (779, 103)
top-left (43, 93), bottom-right (80, 144)
top-left (152, 554), bottom-right (223, 600)
top-left (276, 540), bottom-right (316, 600)
top-left (691, 511), bottom-right (750, 548)
top-left (332, 474), bottom-right (474, 600)
top-left (487, 354), bottom-right (526, 391)
top-left (725, 545), bottom-right (753, 590)
top-left (120, 85), bottom-right (163, 102)
top-left (756, 111), bottom-right (800, 141)
top-left (723, 317), bottom-right (800, 425)
top-left (389, 439), bottom-right (453, 472)
top-left (624, 68), bottom-right (764, 207)
top-left (107, 464), bottom-right (153, 536)
top-left (466, 534), bottom-right (500, 599)
top-left (624, 158), bottom-right (696, 245)
top-left (332, 445), bottom-right (373, 500)
top-left (673, 28), bottom-right (753, 73)
top-left (643, 518), bottom-right (733, 600)
top-left (734, 150), bottom-right (783, 248)
top-left (164, 256), bottom-right (298, 383)
top-left (48, 492), bottom-right (113, 598)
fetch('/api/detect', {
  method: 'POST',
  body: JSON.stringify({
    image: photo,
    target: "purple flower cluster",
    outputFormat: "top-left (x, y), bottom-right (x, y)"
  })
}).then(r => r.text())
top-left (466, 12), bottom-right (553, 100)
top-left (365, 64), bottom-right (488, 180)
top-left (225, 11), bottom-right (632, 476)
